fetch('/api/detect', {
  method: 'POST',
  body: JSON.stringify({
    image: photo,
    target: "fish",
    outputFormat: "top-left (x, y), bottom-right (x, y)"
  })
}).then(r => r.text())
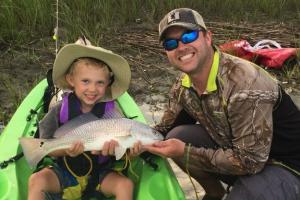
top-left (19, 113), bottom-right (163, 168)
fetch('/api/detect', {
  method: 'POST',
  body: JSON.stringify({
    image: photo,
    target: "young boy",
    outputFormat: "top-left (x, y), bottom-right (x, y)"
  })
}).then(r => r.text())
top-left (28, 37), bottom-right (139, 200)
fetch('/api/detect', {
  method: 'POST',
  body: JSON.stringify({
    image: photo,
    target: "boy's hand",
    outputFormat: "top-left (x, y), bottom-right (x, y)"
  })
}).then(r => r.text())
top-left (128, 141), bottom-right (143, 157)
top-left (66, 141), bottom-right (84, 157)
top-left (99, 140), bottom-right (119, 156)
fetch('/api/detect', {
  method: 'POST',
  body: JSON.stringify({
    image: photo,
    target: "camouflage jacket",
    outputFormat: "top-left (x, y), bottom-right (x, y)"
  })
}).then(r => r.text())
top-left (155, 51), bottom-right (279, 175)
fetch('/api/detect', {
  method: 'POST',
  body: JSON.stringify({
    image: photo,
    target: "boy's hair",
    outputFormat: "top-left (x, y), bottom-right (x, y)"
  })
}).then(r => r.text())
top-left (67, 57), bottom-right (110, 75)
top-left (66, 57), bottom-right (114, 87)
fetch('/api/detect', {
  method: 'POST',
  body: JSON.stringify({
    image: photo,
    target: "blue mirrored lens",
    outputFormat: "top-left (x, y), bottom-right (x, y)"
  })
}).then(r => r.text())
top-left (163, 39), bottom-right (178, 51)
top-left (163, 30), bottom-right (199, 51)
top-left (181, 31), bottom-right (198, 44)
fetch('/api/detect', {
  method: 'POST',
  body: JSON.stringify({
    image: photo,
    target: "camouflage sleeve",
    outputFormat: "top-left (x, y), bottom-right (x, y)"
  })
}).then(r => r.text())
top-left (187, 92), bottom-right (276, 175)
top-left (155, 80), bottom-right (184, 136)
top-left (187, 74), bottom-right (278, 175)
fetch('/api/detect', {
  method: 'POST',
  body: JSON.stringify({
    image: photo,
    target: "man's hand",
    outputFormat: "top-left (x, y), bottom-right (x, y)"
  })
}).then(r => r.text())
top-left (66, 141), bottom-right (84, 157)
top-left (143, 138), bottom-right (185, 158)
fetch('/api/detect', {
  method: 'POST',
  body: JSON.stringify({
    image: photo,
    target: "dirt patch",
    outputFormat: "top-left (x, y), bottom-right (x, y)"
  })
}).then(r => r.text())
top-left (0, 20), bottom-right (299, 124)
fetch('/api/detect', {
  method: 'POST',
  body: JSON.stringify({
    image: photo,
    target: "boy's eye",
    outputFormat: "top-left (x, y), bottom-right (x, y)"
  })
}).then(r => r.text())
top-left (82, 80), bottom-right (89, 84)
top-left (97, 81), bottom-right (105, 85)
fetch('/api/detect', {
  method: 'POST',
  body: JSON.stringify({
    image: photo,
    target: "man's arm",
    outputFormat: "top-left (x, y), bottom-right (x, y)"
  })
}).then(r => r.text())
top-left (155, 77), bottom-right (196, 136)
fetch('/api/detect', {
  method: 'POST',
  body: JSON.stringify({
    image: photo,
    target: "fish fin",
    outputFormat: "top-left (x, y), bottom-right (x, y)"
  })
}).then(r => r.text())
top-left (115, 145), bottom-right (127, 160)
top-left (19, 137), bottom-right (48, 168)
top-left (54, 113), bottom-right (98, 138)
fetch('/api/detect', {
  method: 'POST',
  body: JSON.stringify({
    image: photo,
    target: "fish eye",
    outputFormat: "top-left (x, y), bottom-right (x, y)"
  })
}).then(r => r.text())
top-left (39, 142), bottom-right (44, 147)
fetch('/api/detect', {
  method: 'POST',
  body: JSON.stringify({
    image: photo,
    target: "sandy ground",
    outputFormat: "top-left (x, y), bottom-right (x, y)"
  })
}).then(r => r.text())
top-left (169, 159), bottom-right (206, 200)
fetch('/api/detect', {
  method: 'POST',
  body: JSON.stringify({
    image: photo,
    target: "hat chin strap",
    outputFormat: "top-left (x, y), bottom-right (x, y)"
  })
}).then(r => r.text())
top-left (108, 74), bottom-right (115, 87)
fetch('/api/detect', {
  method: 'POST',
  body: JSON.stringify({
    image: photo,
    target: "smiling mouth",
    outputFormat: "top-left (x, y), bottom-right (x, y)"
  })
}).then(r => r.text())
top-left (179, 53), bottom-right (194, 61)
top-left (85, 94), bottom-right (97, 100)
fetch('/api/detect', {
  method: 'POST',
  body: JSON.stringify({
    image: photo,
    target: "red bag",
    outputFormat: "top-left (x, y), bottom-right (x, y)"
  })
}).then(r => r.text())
top-left (219, 40), bottom-right (256, 61)
top-left (219, 40), bottom-right (299, 69)
top-left (254, 48), bottom-right (298, 69)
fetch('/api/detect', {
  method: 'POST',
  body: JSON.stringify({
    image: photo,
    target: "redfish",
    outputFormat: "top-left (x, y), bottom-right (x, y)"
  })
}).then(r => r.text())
top-left (19, 113), bottom-right (163, 168)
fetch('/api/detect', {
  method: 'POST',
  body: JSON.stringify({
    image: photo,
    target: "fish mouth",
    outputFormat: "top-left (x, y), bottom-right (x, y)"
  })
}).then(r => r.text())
top-left (154, 132), bottom-right (164, 140)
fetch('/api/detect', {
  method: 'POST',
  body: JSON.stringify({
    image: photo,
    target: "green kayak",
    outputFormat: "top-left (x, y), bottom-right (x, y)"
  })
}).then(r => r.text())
top-left (0, 79), bottom-right (185, 200)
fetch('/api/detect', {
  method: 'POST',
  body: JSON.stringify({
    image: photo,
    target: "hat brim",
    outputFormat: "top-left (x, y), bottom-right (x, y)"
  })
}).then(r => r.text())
top-left (53, 44), bottom-right (131, 102)
top-left (159, 23), bottom-right (200, 41)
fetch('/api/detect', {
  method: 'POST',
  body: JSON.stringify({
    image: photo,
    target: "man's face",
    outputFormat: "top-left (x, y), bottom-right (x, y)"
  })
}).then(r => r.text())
top-left (163, 26), bottom-right (212, 75)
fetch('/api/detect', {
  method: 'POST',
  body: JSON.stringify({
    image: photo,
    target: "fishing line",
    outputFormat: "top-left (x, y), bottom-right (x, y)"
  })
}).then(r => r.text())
top-left (63, 153), bottom-right (93, 178)
top-left (185, 143), bottom-right (200, 200)
top-left (115, 153), bottom-right (139, 182)
top-left (127, 154), bottom-right (139, 181)
top-left (53, 0), bottom-right (59, 56)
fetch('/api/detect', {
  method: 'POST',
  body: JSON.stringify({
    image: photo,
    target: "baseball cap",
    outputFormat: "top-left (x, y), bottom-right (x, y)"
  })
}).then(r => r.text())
top-left (159, 8), bottom-right (207, 41)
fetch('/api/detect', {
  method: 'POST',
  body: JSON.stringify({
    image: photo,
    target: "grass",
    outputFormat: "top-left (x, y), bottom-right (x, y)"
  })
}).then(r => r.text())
top-left (0, 1), bottom-right (54, 44)
top-left (0, 46), bottom-right (48, 124)
top-left (0, 71), bottom-right (43, 123)
top-left (281, 58), bottom-right (300, 82)
top-left (0, 0), bottom-right (299, 44)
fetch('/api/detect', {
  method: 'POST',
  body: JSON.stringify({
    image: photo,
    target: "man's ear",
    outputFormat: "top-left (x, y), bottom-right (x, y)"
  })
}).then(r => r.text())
top-left (66, 74), bottom-right (74, 87)
top-left (205, 31), bottom-right (212, 45)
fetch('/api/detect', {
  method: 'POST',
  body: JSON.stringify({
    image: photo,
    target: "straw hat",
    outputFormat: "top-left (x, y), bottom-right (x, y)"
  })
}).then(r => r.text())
top-left (52, 37), bottom-right (131, 102)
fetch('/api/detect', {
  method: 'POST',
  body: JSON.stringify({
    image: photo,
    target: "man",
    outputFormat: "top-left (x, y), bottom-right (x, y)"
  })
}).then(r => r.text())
top-left (144, 8), bottom-right (300, 200)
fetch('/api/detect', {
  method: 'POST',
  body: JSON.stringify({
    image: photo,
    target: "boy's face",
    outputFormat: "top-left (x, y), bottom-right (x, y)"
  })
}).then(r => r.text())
top-left (66, 61), bottom-right (110, 112)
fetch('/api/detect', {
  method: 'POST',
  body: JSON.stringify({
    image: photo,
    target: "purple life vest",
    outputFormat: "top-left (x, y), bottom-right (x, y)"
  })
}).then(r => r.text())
top-left (59, 92), bottom-right (114, 164)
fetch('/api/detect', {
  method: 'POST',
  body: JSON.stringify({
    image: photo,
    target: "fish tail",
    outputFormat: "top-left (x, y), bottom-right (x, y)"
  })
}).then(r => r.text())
top-left (19, 137), bottom-right (48, 168)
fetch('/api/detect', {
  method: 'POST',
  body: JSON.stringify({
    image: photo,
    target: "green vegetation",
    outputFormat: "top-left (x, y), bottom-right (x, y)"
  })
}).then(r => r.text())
top-left (0, 0), bottom-right (299, 124)
top-left (0, 0), bottom-right (299, 44)
top-left (0, 65), bottom-right (43, 125)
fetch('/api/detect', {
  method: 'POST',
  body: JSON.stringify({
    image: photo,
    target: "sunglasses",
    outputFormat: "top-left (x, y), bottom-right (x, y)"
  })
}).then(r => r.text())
top-left (163, 30), bottom-right (200, 51)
